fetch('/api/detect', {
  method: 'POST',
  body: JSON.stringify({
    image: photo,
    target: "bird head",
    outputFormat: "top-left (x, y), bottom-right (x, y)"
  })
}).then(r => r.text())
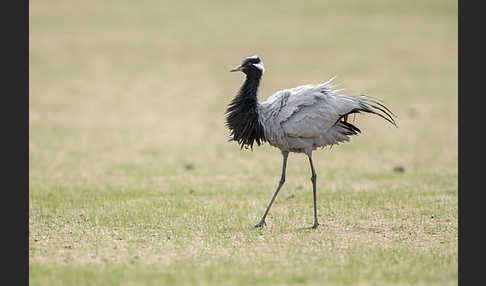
top-left (230, 55), bottom-right (264, 78)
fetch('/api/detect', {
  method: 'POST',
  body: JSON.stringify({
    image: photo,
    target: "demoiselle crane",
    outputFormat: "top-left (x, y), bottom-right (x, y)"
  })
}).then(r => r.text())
top-left (226, 55), bottom-right (396, 228)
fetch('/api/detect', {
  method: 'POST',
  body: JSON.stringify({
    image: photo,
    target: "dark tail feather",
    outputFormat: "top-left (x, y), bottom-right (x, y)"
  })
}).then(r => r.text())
top-left (336, 96), bottom-right (397, 129)
top-left (357, 96), bottom-right (397, 127)
top-left (365, 97), bottom-right (396, 118)
top-left (339, 120), bottom-right (361, 134)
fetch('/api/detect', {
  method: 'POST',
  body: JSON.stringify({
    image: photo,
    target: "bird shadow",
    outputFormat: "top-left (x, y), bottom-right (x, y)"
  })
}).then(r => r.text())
top-left (296, 226), bottom-right (319, 231)
top-left (251, 224), bottom-right (325, 233)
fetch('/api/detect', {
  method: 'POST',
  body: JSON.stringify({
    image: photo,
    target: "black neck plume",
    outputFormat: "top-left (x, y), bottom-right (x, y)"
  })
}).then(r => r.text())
top-left (225, 76), bottom-right (266, 149)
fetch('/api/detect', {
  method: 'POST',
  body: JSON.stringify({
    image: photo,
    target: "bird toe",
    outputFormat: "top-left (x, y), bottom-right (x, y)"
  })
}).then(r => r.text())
top-left (254, 221), bottom-right (266, 228)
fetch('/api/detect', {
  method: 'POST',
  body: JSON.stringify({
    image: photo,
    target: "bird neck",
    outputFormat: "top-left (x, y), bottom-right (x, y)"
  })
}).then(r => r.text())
top-left (239, 76), bottom-right (261, 100)
top-left (225, 76), bottom-right (266, 149)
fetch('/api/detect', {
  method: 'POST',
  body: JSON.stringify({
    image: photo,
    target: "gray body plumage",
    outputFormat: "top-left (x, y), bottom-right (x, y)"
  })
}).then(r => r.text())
top-left (257, 77), bottom-right (393, 155)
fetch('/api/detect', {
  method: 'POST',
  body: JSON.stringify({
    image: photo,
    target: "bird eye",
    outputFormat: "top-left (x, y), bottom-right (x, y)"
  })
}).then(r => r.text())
top-left (248, 62), bottom-right (253, 66)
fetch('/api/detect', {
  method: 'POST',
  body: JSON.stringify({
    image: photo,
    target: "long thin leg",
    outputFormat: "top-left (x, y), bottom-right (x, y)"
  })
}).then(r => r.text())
top-left (255, 151), bottom-right (289, 228)
top-left (307, 153), bottom-right (319, 229)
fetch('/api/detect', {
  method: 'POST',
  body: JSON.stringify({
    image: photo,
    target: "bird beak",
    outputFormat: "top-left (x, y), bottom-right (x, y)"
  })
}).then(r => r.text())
top-left (230, 65), bottom-right (243, 72)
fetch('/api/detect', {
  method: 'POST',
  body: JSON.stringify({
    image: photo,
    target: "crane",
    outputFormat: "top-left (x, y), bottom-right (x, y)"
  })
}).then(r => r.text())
top-left (226, 55), bottom-right (396, 229)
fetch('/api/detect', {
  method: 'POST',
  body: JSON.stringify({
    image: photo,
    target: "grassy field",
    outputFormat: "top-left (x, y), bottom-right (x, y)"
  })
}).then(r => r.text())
top-left (29, 0), bottom-right (457, 285)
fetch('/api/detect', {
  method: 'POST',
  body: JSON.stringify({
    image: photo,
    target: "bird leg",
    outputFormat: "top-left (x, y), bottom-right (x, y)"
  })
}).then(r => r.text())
top-left (255, 151), bottom-right (289, 228)
top-left (307, 154), bottom-right (319, 229)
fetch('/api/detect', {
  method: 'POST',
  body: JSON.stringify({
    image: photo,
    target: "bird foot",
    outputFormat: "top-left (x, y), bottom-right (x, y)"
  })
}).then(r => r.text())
top-left (254, 221), bottom-right (266, 228)
top-left (311, 222), bottom-right (319, 229)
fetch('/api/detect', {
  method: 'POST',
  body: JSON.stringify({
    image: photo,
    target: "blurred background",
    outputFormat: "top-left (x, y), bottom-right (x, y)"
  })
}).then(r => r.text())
top-left (30, 0), bottom-right (456, 147)
top-left (30, 0), bottom-right (457, 284)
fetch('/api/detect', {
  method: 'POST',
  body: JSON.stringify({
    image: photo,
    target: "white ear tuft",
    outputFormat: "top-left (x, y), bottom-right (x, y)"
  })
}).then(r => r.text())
top-left (253, 62), bottom-right (264, 74)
